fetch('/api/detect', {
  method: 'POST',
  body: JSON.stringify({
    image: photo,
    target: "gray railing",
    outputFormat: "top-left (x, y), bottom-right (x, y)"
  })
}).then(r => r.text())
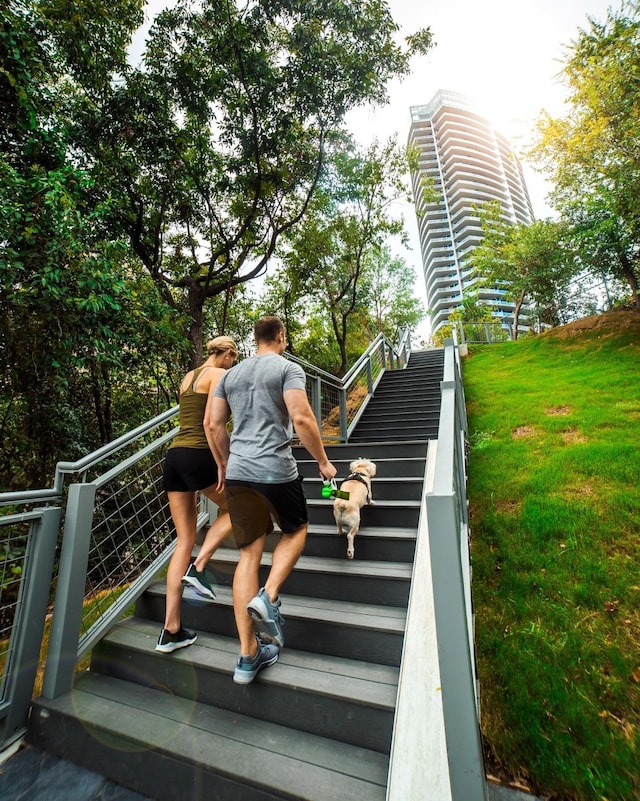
top-left (388, 338), bottom-right (487, 801)
top-left (0, 408), bottom-right (187, 734)
top-left (453, 320), bottom-right (513, 344)
top-left (288, 329), bottom-right (410, 441)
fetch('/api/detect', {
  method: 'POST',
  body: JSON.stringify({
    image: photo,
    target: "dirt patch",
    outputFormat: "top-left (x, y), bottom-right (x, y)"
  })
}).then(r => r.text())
top-left (511, 426), bottom-right (536, 439)
top-left (495, 499), bottom-right (523, 514)
top-left (560, 428), bottom-right (587, 444)
top-left (321, 383), bottom-right (368, 440)
top-left (545, 406), bottom-right (571, 416)
top-left (540, 308), bottom-right (640, 339)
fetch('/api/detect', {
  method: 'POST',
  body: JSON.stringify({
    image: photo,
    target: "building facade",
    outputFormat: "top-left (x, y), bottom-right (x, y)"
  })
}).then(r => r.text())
top-left (408, 90), bottom-right (534, 333)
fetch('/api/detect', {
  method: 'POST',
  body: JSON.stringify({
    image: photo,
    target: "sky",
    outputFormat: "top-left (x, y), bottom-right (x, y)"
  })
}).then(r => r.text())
top-left (131, 0), bottom-right (619, 333)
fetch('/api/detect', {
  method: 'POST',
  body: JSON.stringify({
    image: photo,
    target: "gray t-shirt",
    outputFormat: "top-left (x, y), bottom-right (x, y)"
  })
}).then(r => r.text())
top-left (214, 353), bottom-right (307, 482)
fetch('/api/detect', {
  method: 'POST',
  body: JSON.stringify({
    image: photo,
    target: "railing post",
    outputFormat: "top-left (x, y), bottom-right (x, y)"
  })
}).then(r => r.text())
top-left (312, 375), bottom-right (322, 429)
top-left (41, 483), bottom-right (96, 699)
top-left (339, 388), bottom-right (348, 442)
top-left (2, 507), bottom-right (60, 742)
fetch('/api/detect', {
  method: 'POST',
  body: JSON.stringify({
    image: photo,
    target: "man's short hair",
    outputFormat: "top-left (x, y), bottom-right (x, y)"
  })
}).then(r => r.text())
top-left (254, 316), bottom-right (285, 344)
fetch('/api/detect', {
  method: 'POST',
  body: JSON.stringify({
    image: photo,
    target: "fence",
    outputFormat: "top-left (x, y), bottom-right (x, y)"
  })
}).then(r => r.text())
top-left (289, 329), bottom-right (410, 441)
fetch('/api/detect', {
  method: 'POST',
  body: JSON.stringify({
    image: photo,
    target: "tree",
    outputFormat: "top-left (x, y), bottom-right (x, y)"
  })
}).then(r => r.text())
top-left (0, 0), bottom-right (187, 488)
top-left (67, 0), bottom-right (433, 365)
top-left (275, 136), bottom-right (419, 374)
top-left (469, 203), bottom-right (574, 337)
top-left (363, 245), bottom-right (425, 342)
top-left (529, 5), bottom-right (640, 311)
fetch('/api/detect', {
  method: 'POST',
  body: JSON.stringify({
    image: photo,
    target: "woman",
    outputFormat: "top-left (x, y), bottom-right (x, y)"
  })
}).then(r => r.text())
top-left (156, 335), bottom-right (238, 653)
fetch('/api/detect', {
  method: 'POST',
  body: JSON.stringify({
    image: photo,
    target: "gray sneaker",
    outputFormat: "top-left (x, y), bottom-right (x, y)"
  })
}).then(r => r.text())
top-left (247, 587), bottom-right (285, 647)
top-left (182, 562), bottom-right (216, 600)
top-left (233, 639), bottom-right (279, 684)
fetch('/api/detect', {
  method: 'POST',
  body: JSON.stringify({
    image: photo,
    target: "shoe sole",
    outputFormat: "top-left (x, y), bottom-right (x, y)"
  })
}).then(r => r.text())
top-left (233, 651), bottom-right (279, 684)
top-left (155, 634), bottom-right (198, 653)
top-left (247, 597), bottom-right (284, 648)
top-left (182, 575), bottom-right (216, 600)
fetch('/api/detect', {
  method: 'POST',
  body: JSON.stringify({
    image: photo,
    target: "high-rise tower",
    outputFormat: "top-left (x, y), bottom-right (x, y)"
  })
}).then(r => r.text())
top-left (408, 90), bottom-right (534, 333)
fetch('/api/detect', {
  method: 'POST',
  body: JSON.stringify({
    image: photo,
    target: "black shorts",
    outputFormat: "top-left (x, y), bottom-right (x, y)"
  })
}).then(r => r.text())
top-left (162, 447), bottom-right (218, 492)
top-left (225, 475), bottom-right (308, 547)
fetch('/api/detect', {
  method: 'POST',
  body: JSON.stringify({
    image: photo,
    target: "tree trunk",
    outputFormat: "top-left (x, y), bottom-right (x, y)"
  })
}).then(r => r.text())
top-left (620, 254), bottom-right (640, 312)
top-left (512, 290), bottom-right (526, 341)
top-left (188, 283), bottom-right (206, 369)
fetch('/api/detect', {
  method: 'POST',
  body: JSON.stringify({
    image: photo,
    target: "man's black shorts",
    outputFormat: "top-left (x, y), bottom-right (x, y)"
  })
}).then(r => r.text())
top-left (162, 447), bottom-right (218, 492)
top-left (225, 475), bottom-right (308, 547)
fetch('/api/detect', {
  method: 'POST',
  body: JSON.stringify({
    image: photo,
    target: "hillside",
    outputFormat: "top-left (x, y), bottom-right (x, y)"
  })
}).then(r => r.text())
top-left (461, 309), bottom-right (639, 801)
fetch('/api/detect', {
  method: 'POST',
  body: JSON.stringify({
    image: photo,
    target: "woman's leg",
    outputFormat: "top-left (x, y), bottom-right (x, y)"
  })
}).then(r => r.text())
top-left (192, 485), bottom-right (233, 570)
top-left (164, 490), bottom-right (197, 632)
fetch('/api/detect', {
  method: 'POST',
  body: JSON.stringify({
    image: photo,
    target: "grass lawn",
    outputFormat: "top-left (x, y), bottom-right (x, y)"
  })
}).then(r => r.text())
top-left (463, 310), bottom-right (640, 801)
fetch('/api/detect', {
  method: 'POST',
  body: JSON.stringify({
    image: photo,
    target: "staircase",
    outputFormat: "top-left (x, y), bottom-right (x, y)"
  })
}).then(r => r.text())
top-left (27, 350), bottom-right (445, 801)
top-left (350, 349), bottom-right (444, 442)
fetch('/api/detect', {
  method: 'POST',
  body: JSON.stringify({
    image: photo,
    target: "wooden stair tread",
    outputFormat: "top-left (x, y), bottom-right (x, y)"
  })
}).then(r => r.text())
top-left (104, 618), bottom-right (400, 707)
top-left (33, 673), bottom-right (387, 800)
top-left (209, 547), bottom-right (413, 580)
top-left (147, 582), bottom-right (406, 631)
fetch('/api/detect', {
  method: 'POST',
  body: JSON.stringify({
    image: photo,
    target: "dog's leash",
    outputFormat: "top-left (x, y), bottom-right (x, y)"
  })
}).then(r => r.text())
top-left (321, 478), bottom-right (350, 500)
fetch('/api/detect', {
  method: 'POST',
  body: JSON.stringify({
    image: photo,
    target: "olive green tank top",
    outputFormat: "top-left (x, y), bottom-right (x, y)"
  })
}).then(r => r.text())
top-left (169, 366), bottom-right (211, 449)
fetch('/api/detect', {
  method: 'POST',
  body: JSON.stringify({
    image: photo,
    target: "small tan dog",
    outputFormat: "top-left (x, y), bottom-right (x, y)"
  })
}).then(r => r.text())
top-left (333, 458), bottom-right (377, 559)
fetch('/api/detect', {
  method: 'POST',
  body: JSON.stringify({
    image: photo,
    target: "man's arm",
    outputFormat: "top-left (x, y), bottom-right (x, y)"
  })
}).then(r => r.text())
top-left (205, 395), bottom-right (232, 492)
top-left (284, 388), bottom-right (337, 480)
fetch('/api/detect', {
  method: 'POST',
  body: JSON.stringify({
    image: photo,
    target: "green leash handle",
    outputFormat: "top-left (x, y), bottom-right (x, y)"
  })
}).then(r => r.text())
top-left (321, 478), bottom-right (350, 500)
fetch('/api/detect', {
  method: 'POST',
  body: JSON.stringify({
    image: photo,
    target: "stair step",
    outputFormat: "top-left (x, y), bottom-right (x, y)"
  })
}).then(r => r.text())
top-left (348, 434), bottom-right (437, 444)
top-left (91, 618), bottom-right (399, 753)
top-left (206, 549), bottom-right (412, 606)
top-left (306, 498), bottom-right (420, 528)
top-left (303, 523), bottom-right (416, 562)
top-left (29, 673), bottom-right (388, 801)
top-left (297, 456), bottom-right (427, 479)
top-left (137, 585), bottom-right (407, 666)
top-left (297, 441), bottom-right (429, 460)
top-left (302, 475), bottom-right (424, 501)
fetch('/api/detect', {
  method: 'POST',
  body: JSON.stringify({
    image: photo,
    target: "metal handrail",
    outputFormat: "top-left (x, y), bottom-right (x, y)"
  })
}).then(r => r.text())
top-left (286, 330), bottom-right (409, 441)
top-left (388, 338), bottom-right (486, 801)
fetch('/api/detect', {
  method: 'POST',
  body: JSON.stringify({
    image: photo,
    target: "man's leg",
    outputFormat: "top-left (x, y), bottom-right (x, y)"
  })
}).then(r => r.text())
top-left (233, 534), bottom-right (267, 657)
top-left (263, 523), bottom-right (307, 603)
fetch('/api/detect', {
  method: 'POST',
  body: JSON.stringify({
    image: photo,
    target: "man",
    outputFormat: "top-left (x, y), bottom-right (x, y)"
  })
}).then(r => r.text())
top-left (208, 316), bottom-right (337, 684)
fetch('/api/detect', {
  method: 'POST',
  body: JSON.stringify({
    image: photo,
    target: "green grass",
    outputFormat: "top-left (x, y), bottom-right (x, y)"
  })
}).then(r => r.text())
top-left (463, 311), bottom-right (640, 801)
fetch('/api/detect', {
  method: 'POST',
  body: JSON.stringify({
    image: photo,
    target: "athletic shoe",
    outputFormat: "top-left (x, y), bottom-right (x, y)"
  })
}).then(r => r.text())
top-left (182, 562), bottom-right (216, 600)
top-left (247, 587), bottom-right (285, 647)
top-left (155, 627), bottom-right (197, 653)
top-left (233, 639), bottom-right (279, 684)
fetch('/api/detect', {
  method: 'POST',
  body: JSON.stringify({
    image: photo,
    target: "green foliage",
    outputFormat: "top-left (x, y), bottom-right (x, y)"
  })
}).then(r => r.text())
top-left (272, 136), bottom-right (420, 374)
top-left (469, 202), bottom-right (575, 336)
top-left (0, 0), bottom-right (432, 485)
top-left (64, 0), bottom-right (432, 362)
top-left (529, 4), bottom-right (640, 311)
top-left (464, 311), bottom-right (640, 801)
top-left (0, 0), bottom-right (186, 488)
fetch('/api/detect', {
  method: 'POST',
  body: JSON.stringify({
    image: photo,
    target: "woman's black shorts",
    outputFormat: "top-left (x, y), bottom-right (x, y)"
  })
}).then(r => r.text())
top-left (162, 447), bottom-right (218, 492)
